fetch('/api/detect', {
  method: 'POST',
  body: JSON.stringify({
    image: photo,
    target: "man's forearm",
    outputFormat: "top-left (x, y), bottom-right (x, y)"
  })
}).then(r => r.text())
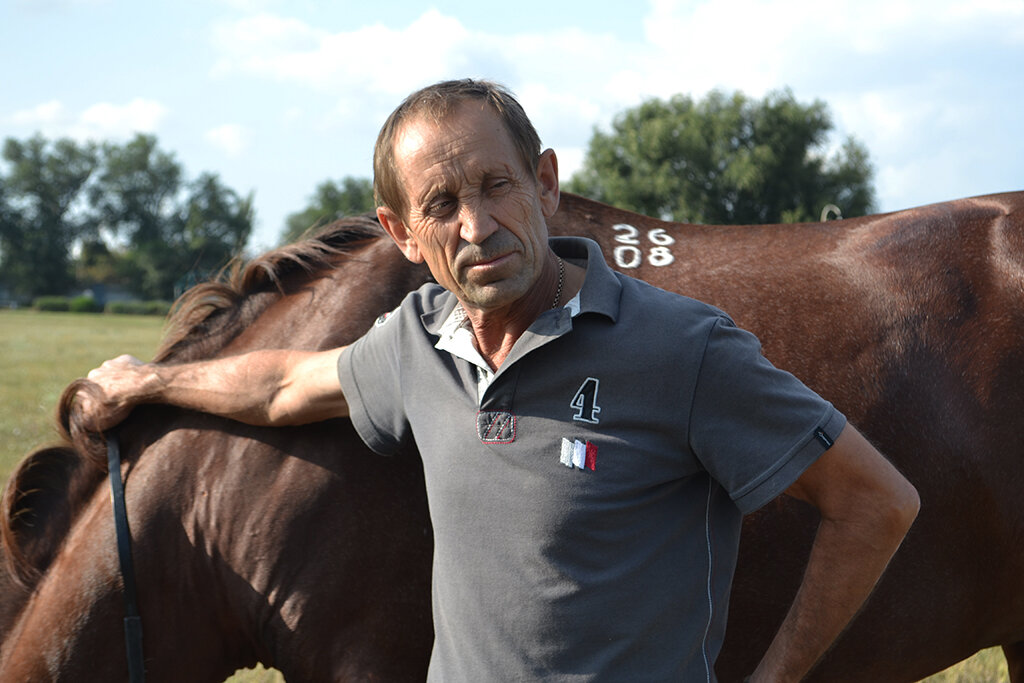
top-left (748, 505), bottom-right (915, 681)
top-left (82, 348), bottom-right (348, 431)
top-left (749, 425), bottom-right (920, 682)
top-left (147, 351), bottom-right (291, 425)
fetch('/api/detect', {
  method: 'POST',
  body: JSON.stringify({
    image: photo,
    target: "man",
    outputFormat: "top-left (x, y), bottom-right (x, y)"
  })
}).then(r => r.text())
top-left (82, 79), bottom-right (919, 682)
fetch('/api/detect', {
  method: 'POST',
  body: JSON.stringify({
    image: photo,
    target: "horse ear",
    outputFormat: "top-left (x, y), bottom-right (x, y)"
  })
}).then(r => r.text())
top-left (536, 148), bottom-right (560, 218)
top-left (377, 207), bottom-right (424, 264)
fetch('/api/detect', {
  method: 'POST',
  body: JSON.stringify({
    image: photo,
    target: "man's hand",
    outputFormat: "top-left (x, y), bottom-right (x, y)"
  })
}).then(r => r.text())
top-left (78, 354), bottom-right (154, 433)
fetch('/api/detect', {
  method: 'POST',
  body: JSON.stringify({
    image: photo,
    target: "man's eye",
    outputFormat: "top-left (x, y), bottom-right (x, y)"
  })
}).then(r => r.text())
top-left (429, 198), bottom-right (455, 216)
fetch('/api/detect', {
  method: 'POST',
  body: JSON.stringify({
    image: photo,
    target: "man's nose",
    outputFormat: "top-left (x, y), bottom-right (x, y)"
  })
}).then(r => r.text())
top-left (459, 201), bottom-right (499, 244)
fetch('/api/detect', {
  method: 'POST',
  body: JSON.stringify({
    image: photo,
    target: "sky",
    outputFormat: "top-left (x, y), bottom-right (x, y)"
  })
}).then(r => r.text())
top-left (2, 0), bottom-right (1022, 252)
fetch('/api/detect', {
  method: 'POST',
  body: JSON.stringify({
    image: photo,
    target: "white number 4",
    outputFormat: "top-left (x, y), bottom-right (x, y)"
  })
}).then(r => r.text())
top-left (571, 377), bottom-right (602, 424)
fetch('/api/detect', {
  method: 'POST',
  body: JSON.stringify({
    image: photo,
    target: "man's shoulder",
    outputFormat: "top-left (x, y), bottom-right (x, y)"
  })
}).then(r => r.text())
top-left (367, 282), bottom-right (451, 335)
top-left (615, 270), bottom-right (732, 323)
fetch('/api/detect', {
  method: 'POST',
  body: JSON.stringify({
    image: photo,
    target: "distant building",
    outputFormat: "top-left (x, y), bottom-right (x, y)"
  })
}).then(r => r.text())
top-left (79, 284), bottom-right (137, 308)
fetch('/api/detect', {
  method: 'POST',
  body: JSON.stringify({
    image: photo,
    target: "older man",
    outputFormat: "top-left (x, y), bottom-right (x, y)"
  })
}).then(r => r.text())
top-left (82, 79), bottom-right (918, 682)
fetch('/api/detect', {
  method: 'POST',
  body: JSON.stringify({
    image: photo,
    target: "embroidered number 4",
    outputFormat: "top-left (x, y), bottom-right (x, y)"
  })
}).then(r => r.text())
top-left (571, 377), bottom-right (602, 424)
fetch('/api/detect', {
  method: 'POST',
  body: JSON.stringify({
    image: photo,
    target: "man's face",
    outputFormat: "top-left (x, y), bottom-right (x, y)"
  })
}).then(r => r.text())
top-left (380, 101), bottom-right (558, 313)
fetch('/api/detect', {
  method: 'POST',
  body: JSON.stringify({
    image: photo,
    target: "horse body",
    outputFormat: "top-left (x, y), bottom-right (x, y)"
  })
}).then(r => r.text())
top-left (549, 191), bottom-right (1024, 681)
top-left (2, 192), bottom-right (1024, 681)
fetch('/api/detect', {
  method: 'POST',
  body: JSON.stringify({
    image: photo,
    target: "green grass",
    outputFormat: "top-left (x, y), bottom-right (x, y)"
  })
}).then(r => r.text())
top-left (921, 647), bottom-right (1008, 682)
top-left (0, 310), bottom-right (1008, 682)
top-left (0, 310), bottom-right (166, 481)
top-left (223, 665), bottom-right (285, 683)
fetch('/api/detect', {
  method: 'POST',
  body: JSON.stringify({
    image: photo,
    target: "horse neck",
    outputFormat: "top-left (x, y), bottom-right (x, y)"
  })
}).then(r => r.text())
top-left (219, 237), bottom-right (431, 354)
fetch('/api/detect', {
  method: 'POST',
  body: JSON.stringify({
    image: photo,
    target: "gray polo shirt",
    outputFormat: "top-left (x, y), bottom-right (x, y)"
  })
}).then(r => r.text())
top-left (338, 236), bottom-right (845, 682)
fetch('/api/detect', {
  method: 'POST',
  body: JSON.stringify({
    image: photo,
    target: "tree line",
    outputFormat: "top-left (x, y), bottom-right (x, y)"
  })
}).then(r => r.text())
top-left (0, 134), bottom-right (254, 304)
top-left (1, 89), bottom-right (875, 306)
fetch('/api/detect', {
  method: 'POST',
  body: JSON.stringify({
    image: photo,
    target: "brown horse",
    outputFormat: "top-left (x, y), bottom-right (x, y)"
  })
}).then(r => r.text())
top-left (2, 190), bottom-right (1024, 681)
top-left (0, 224), bottom-right (436, 681)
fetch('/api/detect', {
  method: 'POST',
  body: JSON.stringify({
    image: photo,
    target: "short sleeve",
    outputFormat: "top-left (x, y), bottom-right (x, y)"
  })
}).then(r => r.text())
top-left (688, 316), bottom-right (846, 514)
top-left (337, 306), bottom-right (413, 456)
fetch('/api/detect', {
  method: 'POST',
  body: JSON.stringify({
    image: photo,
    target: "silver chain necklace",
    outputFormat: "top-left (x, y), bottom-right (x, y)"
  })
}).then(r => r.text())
top-left (551, 257), bottom-right (565, 309)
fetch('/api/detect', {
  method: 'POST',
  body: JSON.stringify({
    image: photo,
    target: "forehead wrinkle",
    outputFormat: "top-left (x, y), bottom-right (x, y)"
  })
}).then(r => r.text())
top-left (396, 109), bottom-right (532, 214)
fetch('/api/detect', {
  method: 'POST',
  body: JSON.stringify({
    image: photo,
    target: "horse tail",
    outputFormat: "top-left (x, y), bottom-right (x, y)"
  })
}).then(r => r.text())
top-left (1, 380), bottom-right (109, 589)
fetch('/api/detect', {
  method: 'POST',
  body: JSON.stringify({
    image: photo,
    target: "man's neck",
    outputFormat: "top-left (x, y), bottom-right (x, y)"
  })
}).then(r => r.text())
top-left (462, 259), bottom-right (585, 370)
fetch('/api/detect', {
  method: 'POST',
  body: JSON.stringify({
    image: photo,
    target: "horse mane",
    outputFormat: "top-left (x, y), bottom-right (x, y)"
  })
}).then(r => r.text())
top-left (0, 213), bottom-right (386, 589)
top-left (156, 213), bottom-right (385, 363)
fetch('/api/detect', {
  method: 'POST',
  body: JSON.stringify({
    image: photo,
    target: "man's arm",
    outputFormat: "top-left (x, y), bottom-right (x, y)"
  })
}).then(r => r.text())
top-left (78, 348), bottom-right (350, 432)
top-left (749, 424), bottom-right (920, 682)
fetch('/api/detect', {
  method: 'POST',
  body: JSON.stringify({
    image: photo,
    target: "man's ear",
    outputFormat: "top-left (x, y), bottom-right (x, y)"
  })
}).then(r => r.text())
top-left (536, 148), bottom-right (560, 218)
top-left (377, 207), bottom-right (424, 264)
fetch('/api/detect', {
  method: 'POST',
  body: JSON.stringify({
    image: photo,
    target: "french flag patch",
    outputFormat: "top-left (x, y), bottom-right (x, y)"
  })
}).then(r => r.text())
top-left (560, 438), bottom-right (597, 471)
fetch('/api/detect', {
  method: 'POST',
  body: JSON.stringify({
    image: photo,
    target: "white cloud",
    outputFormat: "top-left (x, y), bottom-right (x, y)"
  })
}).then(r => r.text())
top-left (209, 9), bottom-right (636, 104)
top-left (7, 100), bottom-right (66, 127)
top-left (205, 124), bottom-right (250, 157)
top-left (210, 10), bottom-right (474, 96)
top-left (79, 98), bottom-right (166, 136)
top-left (634, 0), bottom-right (1024, 98)
top-left (4, 98), bottom-right (166, 140)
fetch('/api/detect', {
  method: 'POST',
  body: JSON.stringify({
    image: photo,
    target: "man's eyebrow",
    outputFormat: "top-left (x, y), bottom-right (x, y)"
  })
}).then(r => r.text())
top-left (417, 183), bottom-right (451, 207)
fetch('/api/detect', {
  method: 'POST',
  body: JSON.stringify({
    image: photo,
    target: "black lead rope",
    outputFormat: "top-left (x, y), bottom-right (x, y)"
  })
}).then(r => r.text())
top-left (106, 434), bottom-right (146, 683)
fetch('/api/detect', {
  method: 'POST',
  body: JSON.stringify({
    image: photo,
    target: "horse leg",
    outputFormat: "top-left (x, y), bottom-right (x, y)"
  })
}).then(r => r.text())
top-left (1004, 641), bottom-right (1024, 682)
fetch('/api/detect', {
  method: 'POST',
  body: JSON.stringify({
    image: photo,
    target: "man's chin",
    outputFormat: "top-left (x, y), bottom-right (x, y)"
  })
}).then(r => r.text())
top-left (458, 279), bottom-right (532, 312)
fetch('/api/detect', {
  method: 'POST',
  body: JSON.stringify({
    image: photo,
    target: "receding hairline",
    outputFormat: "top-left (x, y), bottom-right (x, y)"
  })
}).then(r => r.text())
top-left (387, 102), bottom-right (540, 214)
top-left (373, 79), bottom-right (543, 217)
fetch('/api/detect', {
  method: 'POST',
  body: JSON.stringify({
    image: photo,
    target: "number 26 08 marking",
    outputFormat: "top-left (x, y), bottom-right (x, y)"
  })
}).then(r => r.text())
top-left (612, 224), bottom-right (675, 268)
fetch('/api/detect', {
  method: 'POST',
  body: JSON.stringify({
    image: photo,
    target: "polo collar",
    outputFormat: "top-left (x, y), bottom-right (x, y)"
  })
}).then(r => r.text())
top-left (550, 236), bottom-right (621, 323)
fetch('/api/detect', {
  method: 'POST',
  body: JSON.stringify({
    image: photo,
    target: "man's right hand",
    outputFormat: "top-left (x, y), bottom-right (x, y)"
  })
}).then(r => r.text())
top-left (79, 354), bottom-right (153, 433)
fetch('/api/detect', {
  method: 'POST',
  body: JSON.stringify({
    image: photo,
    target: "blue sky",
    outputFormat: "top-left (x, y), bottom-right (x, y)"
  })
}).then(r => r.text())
top-left (2, 0), bottom-right (1022, 251)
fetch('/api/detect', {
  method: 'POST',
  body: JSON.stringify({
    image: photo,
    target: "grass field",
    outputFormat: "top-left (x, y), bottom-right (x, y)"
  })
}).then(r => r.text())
top-left (0, 310), bottom-right (1007, 682)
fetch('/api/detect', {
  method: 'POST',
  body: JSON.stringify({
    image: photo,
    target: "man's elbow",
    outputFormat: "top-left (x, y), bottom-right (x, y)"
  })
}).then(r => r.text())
top-left (877, 474), bottom-right (921, 547)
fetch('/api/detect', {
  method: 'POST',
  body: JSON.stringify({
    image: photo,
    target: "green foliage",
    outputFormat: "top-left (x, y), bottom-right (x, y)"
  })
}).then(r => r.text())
top-left (104, 300), bottom-right (172, 316)
top-left (567, 89), bottom-right (876, 225)
top-left (281, 176), bottom-right (374, 244)
top-left (0, 136), bottom-right (98, 298)
top-left (88, 136), bottom-right (254, 300)
top-left (90, 134), bottom-right (182, 247)
top-left (32, 296), bottom-right (70, 311)
top-left (68, 295), bottom-right (100, 313)
top-left (0, 133), bottom-right (254, 303)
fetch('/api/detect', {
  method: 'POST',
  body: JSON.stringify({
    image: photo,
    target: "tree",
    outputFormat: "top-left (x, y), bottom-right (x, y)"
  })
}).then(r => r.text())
top-left (281, 176), bottom-right (374, 244)
top-left (0, 133), bottom-right (254, 302)
top-left (89, 135), bottom-right (253, 300)
top-left (567, 89), bottom-right (875, 225)
top-left (175, 172), bottom-right (254, 296)
top-left (0, 136), bottom-right (98, 299)
top-left (90, 134), bottom-right (183, 247)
